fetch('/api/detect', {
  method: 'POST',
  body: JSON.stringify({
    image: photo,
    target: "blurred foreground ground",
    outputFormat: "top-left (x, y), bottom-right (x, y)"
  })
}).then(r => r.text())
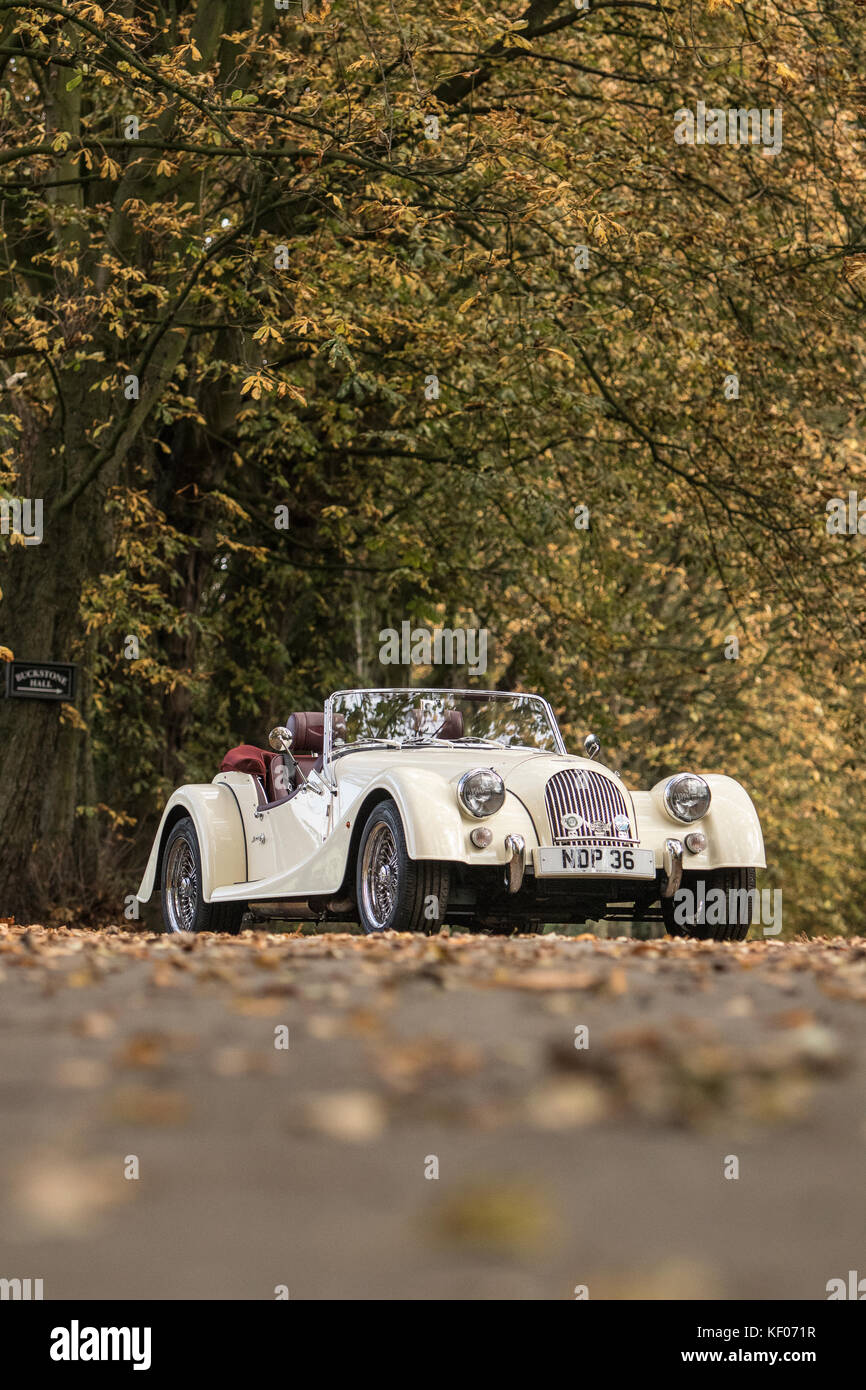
top-left (1, 925), bottom-right (864, 1300)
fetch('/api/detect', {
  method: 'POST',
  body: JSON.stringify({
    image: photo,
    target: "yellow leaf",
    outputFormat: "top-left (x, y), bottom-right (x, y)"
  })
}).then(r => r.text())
top-left (59, 703), bottom-right (88, 731)
top-left (240, 374), bottom-right (264, 399)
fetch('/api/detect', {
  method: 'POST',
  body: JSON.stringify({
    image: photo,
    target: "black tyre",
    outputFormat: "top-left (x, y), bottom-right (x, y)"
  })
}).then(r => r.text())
top-left (661, 866), bottom-right (756, 942)
top-left (161, 816), bottom-right (246, 934)
top-left (355, 800), bottom-right (449, 934)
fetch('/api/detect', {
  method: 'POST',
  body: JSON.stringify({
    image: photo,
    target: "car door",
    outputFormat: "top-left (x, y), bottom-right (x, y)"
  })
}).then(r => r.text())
top-left (217, 768), bottom-right (334, 886)
top-left (253, 775), bottom-right (333, 888)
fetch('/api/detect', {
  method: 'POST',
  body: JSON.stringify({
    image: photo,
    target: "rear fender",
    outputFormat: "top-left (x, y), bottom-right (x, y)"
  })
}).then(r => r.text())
top-left (136, 783), bottom-right (246, 904)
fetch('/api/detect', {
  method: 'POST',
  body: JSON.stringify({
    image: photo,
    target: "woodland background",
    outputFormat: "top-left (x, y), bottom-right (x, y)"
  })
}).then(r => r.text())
top-left (0, 0), bottom-right (864, 932)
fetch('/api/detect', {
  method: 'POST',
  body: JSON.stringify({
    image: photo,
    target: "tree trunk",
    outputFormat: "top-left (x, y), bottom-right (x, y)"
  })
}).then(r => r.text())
top-left (0, 482), bottom-right (106, 919)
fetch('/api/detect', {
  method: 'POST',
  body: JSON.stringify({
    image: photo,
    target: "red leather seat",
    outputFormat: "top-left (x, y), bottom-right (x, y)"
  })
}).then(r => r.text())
top-left (261, 712), bottom-right (326, 801)
top-left (437, 709), bottom-right (464, 739)
top-left (220, 743), bottom-right (274, 808)
top-left (287, 711), bottom-right (325, 779)
top-left (220, 713), bottom-right (327, 805)
top-left (266, 752), bottom-right (294, 803)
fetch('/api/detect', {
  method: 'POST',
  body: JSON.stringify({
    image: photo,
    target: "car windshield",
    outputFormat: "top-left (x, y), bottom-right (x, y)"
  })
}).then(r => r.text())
top-left (328, 689), bottom-right (561, 754)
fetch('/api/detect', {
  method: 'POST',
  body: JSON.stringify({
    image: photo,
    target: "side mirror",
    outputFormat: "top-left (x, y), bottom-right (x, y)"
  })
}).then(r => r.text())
top-left (268, 725), bottom-right (305, 796)
top-left (583, 733), bottom-right (601, 761)
top-left (269, 726), bottom-right (293, 752)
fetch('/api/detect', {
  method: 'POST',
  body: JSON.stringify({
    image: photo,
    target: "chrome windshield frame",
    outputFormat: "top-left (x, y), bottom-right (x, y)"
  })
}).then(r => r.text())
top-left (322, 687), bottom-right (566, 785)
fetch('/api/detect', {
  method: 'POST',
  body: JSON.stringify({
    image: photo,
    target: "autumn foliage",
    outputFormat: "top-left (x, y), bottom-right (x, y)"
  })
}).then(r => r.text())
top-left (0, 0), bottom-right (865, 930)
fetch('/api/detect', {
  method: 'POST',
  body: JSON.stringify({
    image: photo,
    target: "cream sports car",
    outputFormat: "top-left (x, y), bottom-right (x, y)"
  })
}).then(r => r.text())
top-left (136, 688), bottom-right (766, 939)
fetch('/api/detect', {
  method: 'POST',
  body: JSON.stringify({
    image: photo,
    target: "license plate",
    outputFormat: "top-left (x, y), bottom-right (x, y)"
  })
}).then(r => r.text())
top-left (535, 846), bottom-right (656, 878)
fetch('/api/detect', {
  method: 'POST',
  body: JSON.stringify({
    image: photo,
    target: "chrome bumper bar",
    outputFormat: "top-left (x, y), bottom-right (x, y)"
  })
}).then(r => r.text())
top-left (661, 837), bottom-right (684, 897)
top-left (504, 834), bottom-right (526, 893)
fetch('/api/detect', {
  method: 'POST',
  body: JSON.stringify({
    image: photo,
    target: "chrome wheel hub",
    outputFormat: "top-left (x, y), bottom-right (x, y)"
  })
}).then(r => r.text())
top-left (361, 823), bottom-right (398, 930)
top-left (165, 839), bottom-right (198, 932)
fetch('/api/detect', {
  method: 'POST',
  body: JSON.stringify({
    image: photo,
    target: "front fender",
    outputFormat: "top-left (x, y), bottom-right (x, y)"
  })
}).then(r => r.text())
top-left (363, 767), bottom-right (539, 866)
top-left (136, 783), bottom-right (246, 904)
top-left (631, 774), bottom-right (765, 869)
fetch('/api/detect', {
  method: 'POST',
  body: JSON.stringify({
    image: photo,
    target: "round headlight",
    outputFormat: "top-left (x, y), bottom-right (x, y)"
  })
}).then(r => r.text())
top-left (664, 773), bottom-right (711, 823)
top-left (458, 768), bottom-right (506, 818)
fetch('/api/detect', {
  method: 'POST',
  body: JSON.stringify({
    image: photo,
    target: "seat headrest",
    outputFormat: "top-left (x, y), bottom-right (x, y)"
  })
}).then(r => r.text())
top-left (288, 711), bottom-right (325, 755)
top-left (438, 709), bottom-right (464, 740)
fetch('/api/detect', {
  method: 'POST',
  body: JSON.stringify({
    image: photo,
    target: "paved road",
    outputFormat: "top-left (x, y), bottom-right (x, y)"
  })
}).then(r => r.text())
top-left (1, 924), bottom-right (864, 1300)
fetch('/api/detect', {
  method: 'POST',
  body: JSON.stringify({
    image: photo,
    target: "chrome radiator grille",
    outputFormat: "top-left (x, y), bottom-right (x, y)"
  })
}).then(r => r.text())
top-left (545, 768), bottom-right (638, 846)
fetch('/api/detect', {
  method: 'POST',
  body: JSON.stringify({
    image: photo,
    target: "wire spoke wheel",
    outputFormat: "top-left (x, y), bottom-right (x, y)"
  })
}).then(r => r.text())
top-left (360, 821), bottom-right (399, 929)
top-left (164, 836), bottom-right (198, 932)
top-left (355, 801), bottom-right (449, 935)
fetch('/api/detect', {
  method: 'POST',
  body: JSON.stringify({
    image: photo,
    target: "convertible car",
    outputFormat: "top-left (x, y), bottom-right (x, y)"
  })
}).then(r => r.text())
top-left (136, 688), bottom-right (765, 939)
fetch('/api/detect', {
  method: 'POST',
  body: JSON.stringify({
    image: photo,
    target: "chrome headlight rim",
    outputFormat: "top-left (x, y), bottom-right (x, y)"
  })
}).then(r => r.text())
top-left (663, 772), bottom-right (712, 823)
top-left (457, 767), bottom-right (506, 819)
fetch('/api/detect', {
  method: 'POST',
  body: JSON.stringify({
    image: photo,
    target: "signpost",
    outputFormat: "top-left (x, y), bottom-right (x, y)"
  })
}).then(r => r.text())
top-left (4, 661), bottom-right (77, 702)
